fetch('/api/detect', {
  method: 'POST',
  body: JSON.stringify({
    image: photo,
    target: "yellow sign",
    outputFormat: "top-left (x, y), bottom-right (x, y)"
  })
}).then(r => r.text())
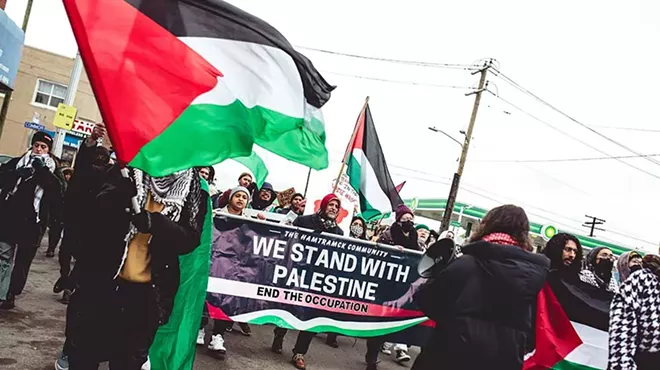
top-left (52, 103), bottom-right (77, 130)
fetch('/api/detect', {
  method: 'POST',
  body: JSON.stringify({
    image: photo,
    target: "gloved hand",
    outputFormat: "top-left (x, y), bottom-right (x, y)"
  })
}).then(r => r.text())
top-left (117, 176), bottom-right (137, 201)
top-left (16, 167), bottom-right (35, 179)
top-left (31, 157), bottom-right (45, 170)
top-left (131, 212), bottom-right (152, 233)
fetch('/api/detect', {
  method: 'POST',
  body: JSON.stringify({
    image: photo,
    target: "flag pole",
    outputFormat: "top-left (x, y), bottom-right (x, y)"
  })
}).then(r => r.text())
top-left (333, 96), bottom-right (370, 194)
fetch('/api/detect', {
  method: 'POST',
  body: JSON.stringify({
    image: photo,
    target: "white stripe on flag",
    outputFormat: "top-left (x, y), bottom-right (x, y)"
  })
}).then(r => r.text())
top-left (180, 37), bottom-right (306, 118)
top-left (351, 149), bottom-right (393, 214)
top-left (564, 321), bottom-right (609, 369)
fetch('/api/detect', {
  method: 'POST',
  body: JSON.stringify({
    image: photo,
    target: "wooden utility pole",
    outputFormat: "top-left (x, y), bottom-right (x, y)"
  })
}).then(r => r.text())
top-left (439, 61), bottom-right (491, 233)
top-left (0, 0), bottom-right (35, 141)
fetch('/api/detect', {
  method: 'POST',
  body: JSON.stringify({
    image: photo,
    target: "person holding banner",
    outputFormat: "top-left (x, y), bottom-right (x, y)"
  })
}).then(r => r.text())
top-left (324, 215), bottom-right (369, 349)
top-left (198, 186), bottom-right (253, 354)
top-left (411, 205), bottom-right (549, 370)
top-left (272, 193), bottom-right (343, 370)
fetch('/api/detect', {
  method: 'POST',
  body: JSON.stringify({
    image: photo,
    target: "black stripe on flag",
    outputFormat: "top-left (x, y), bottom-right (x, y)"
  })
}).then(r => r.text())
top-left (125, 0), bottom-right (334, 108)
top-left (363, 105), bottom-right (404, 209)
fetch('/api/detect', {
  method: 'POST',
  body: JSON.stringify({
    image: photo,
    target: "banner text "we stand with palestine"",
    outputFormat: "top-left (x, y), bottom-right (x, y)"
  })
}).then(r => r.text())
top-left (207, 216), bottom-right (430, 339)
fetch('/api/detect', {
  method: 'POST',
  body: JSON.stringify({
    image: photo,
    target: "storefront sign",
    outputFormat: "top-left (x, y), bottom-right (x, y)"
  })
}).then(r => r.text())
top-left (71, 118), bottom-right (95, 136)
top-left (0, 9), bottom-right (24, 90)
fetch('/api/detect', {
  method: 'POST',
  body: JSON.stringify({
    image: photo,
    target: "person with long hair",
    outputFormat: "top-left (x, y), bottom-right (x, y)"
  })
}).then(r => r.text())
top-left (541, 233), bottom-right (583, 280)
top-left (410, 205), bottom-right (549, 370)
top-left (580, 246), bottom-right (618, 293)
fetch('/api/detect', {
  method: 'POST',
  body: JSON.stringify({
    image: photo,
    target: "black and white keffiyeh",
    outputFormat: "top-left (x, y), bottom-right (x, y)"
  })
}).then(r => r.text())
top-left (608, 268), bottom-right (660, 369)
top-left (13, 152), bottom-right (56, 222)
top-left (114, 167), bottom-right (201, 278)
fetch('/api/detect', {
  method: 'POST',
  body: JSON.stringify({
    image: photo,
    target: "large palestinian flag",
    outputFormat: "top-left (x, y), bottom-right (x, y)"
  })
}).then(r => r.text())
top-left (63, 0), bottom-right (334, 176)
top-left (525, 277), bottom-right (613, 370)
top-left (346, 103), bottom-right (403, 220)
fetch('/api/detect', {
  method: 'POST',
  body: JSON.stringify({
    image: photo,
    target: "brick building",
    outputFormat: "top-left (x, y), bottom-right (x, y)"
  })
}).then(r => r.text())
top-left (0, 46), bottom-right (103, 165)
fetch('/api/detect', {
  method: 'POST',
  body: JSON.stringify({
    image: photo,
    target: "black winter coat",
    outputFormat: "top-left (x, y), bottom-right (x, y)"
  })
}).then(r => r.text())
top-left (70, 141), bottom-right (208, 325)
top-left (0, 155), bottom-right (61, 244)
top-left (412, 241), bottom-right (549, 370)
top-left (377, 223), bottom-right (421, 251)
top-left (293, 213), bottom-right (344, 236)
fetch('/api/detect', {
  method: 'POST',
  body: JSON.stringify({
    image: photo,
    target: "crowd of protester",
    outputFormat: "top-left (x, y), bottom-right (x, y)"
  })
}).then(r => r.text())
top-left (0, 125), bottom-right (658, 370)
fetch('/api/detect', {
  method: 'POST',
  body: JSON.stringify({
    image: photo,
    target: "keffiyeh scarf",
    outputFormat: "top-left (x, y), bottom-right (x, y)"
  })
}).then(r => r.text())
top-left (13, 152), bottom-right (56, 222)
top-left (482, 233), bottom-right (519, 247)
top-left (315, 210), bottom-right (338, 231)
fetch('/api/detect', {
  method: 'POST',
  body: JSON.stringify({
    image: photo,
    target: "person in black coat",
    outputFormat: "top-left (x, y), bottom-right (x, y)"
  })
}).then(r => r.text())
top-left (0, 131), bottom-right (61, 310)
top-left (411, 205), bottom-right (549, 370)
top-left (272, 193), bottom-right (343, 370)
top-left (63, 124), bottom-right (208, 369)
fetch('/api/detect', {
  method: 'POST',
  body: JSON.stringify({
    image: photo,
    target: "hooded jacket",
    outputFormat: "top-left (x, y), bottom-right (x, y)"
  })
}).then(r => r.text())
top-left (69, 141), bottom-right (208, 326)
top-left (412, 241), bottom-right (549, 370)
top-left (378, 222), bottom-right (421, 251)
top-left (250, 182), bottom-right (276, 211)
top-left (579, 247), bottom-right (618, 293)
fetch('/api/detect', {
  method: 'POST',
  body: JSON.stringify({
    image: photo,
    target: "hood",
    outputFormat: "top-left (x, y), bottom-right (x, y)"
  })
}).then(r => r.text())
top-left (462, 241), bottom-right (550, 302)
top-left (251, 182), bottom-right (276, 210)
top-left (616, 251), bottom-right (640, 283)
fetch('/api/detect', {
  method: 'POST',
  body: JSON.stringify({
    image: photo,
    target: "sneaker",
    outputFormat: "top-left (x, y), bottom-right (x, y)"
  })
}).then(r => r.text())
top-left (292, 354), bottom-right (306, 370)
top-left (271, 336), bottom-right (283, 354)
top-left (395, 349), bottom-right (411, 364)
top-left (0, 293), bottom-right (15, 310)
top-left (55, 352), bottom-right (69, 370)
top-left (238, 323), bottom-right (252, 336)
top-left (196, 329), bottom-right (205, 345)
top-left (208, 334), bottom-right (226, 353)
top-left (380, 343), bottom-right (392, 356)
top-left (53, 276), bottom-right (67, 294)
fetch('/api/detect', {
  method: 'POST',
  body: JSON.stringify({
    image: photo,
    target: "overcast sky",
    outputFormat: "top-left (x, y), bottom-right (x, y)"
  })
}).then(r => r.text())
top-left (6, 0), bottom-right (660, 252)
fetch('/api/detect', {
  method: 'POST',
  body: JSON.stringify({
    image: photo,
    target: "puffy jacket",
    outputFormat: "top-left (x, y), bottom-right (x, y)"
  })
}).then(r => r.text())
top-left (412, 241), bottom-right (549, 370)
top-left (377, 223), bottom-right (421, 251)
top-left (293, 213), bottom-right (343, 236)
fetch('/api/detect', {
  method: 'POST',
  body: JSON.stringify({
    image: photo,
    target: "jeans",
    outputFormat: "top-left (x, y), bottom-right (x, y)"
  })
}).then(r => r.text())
top-left (274, 328), bottom-right (316, 355)
top-left (0, 241), bottom-right (15, 300)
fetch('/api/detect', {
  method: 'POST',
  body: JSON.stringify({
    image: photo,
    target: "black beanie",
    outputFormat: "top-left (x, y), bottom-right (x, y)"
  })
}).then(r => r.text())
top-left (31, 131), bottom-right (53, 151)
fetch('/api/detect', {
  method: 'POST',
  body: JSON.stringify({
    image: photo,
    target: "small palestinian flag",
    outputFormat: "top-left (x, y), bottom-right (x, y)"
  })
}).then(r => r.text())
top-left (525, 283), bottom-right (610, 370)
top-left (346, 102), bottom-right (403, 220)
top-left (63, 0), bottom-right (334, 177)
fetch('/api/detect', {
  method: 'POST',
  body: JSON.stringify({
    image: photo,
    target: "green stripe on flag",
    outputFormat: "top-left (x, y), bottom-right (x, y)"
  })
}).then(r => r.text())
top-left (129, 102), bottom-right (328, 176)
top-left (552, 360), bottom-right (601, 370)
top-left (233, 151), bottom-right (268, 188)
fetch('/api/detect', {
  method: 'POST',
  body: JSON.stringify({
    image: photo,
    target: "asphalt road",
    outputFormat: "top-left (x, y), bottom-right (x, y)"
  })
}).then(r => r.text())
top-left (0, 238), bottom-right (420, 370)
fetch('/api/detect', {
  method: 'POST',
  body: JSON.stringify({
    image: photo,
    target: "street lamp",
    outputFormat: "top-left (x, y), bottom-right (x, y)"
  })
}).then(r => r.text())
top-left (428, 126), bottom-right (463, 148)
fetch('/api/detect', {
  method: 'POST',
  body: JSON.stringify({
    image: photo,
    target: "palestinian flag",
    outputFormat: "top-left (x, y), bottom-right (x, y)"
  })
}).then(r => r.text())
top-left (63, 0), bottom-right (334, 177)
top-left (346, 103), bottom-right (403, 220)
top-left (525, 278), bottom-right (612, 370)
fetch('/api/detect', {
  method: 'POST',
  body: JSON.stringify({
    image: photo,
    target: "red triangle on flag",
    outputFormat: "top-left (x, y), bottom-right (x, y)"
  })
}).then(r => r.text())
top-left (524, 283), bottom-right (583, 370)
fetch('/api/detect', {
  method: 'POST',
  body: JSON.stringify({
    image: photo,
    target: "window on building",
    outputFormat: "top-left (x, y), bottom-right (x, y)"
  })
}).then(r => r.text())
top-left (33, 79), bottom-right (68, 108)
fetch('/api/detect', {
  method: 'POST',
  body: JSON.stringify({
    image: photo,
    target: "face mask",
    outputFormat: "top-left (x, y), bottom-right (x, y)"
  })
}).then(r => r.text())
top-left (350, 224), bottom-right (364, 238)
top-left (400, 220), bottom-right (414, 232)
top-left (630, 264), bottom-right (642, 273)
top-left (595, 258), bottom-right (614, 274)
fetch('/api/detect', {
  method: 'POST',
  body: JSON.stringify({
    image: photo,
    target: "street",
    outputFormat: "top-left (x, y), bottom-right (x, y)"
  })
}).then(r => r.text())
top-left (0, 238), bottom-right (419, 370)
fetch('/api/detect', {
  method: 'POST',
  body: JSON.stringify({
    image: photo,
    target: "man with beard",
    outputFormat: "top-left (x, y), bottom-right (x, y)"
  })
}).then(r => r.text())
top-left (541, 233), bottom-right (583, 280)
top-left (250, 182), bottom-right (277, 211)
top-left (276, 192), bottom-right (306, 216)
top-left (62, 124), bottom-right (208, 369)
top-left (271, 193), bottom-right (343, 370)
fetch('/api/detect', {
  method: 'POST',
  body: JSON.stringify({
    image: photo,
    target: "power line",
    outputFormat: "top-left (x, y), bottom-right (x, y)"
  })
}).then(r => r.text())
top-left (490, 68), bottom-right (660, 169)
top-left (322, 70), bottom-right (475, 90)
top-left (490, 92), bottom-right (660, 181)
top-left (476, 153), bottom-right (660, 163)
top-left (298, 45), bottom-right (473, 70)
top-left (588, 125), bottom-right (660, 133)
